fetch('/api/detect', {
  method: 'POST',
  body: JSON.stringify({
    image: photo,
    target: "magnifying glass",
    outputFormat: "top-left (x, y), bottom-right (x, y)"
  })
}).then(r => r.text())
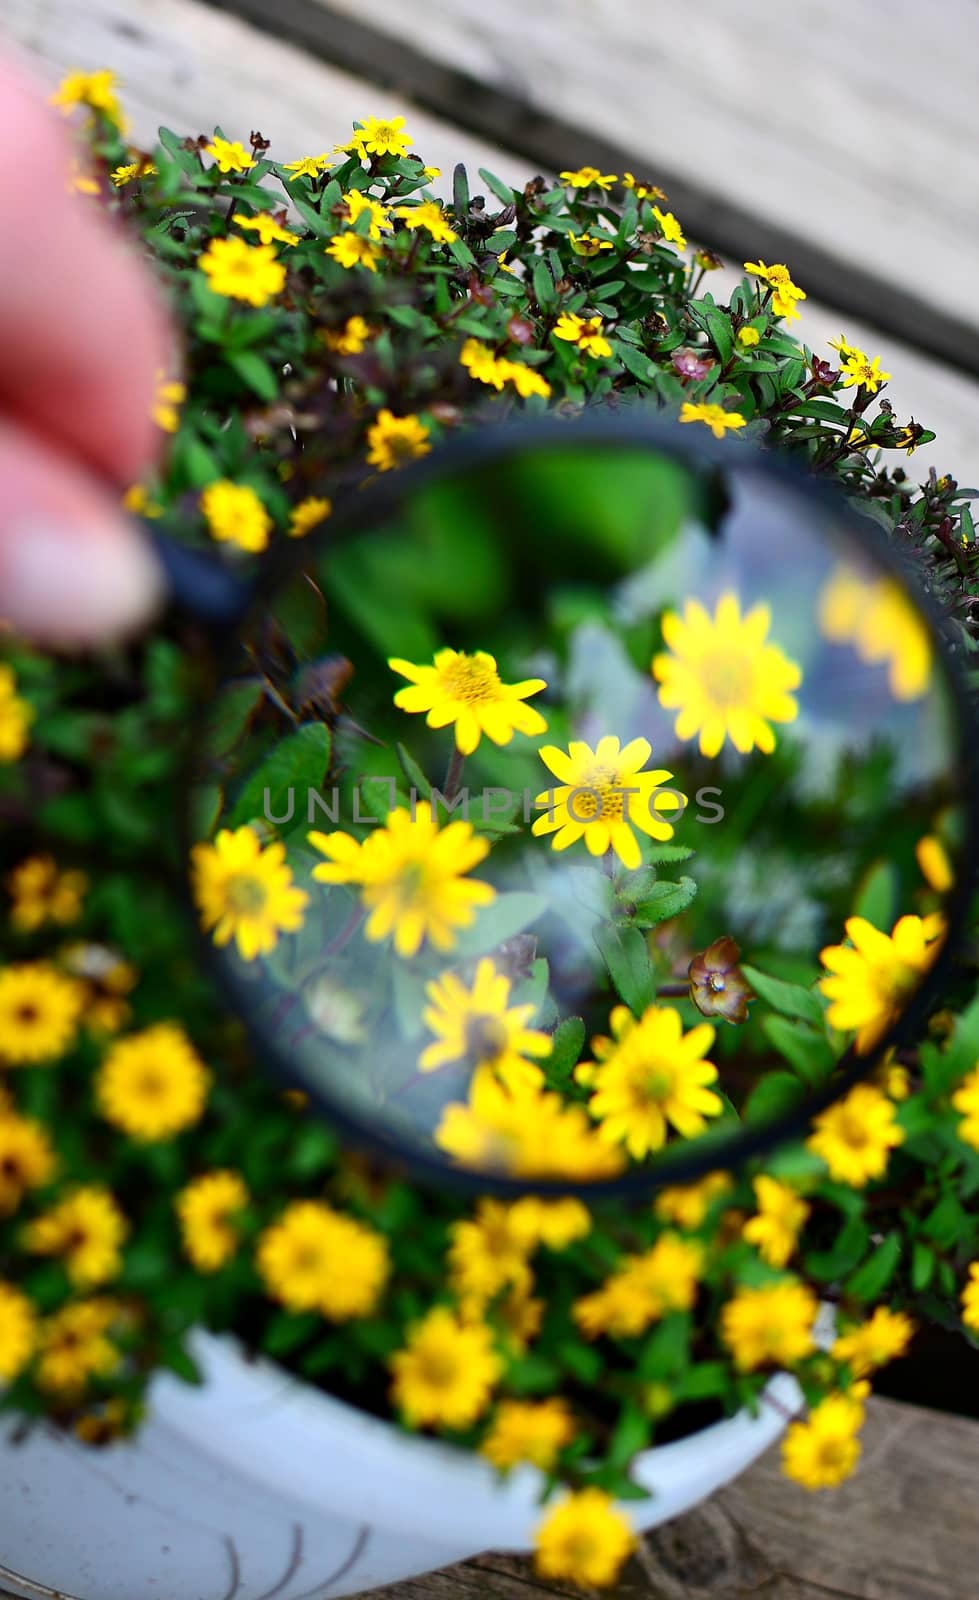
top-left (176, 414), bottom-right (976, 1195)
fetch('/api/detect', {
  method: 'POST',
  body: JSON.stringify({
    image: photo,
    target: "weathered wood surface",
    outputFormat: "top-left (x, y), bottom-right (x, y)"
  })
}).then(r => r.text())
top-left (369, 1395), bottom-right (979, 1600)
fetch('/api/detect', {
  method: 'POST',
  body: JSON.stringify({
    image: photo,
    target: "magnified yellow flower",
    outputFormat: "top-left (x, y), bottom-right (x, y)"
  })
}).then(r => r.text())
top-left (199, 236), bottom-right (286, 307)
top-left (23, 1186), bottom-right (127, 1288)
top-left (176, 1170), bottom-right (249, 1273)
top-left (0, 666), bottom-right (34, 763)
top-left (309, 801), bottom-right (495, 958)
top-left (256, 1200), bottom-right (389, 1319)
top-left (534, 1489), bottom-right (636, 1590)
top-left (200, 480), bottom-right (272, 554)
top-left (7, 856), bottom-right (86, 933)
top-left (832, 1307), bottom-right (915, 1376)
top-left (0, 963), bottom-right (83, 1065)
top-left (720, 1280), bottom-right (818, 1371)
top-left (235, 213), bottom-right (301, 247)
top-left (807, 1082), bottom-right (904, 1186)
top-left (482, 1398), bottom-right (575, 1471)
top-left (420, 957), bottom-right (550, 1092)
top-left (0, 1282), bottom-right (37, 1381)
top-left (782, 1391), bottom-right (865, 1490)
top-left (390, 1306), bottom-right (501, 1428)
top-left (533, 735), bottom-right (684, 871)
top-left (652, 206), bottom-right (686, 248)
top-left (96, 1023), bottom-right (210, 1141)
top-left (742, 1175), bottom-right (810, 1268)
top-left (191, 826), bottom-right (309, 961)
top-left (916, 834), bottom-right (953, 893)
top-left (559, 166), bottom-right (617, 189)
top-left (366, 408), bottom-right (431, 469)
top-left (36, 1299), bottom-right (121, 1396)
top-left (678, 402), bottom-right (747, 439)
top-left (204, 136), bottom-right (255, 173)
top-left (818, 913), bottom-right (944, 1054)
top-left (0, 1113), bottom-right (56, 1216)
top-left (346, 115), bottom-right (413, 158)
top-left (395, 200), bottom-right (458, 243)
top-left (577, 1004), bottom-right (721, 1159)
top-left (818, 565), bottom-right (932, 701)
top-left (552, 312), bottom-right (612, 358)
top-left (653, 592), bottom-right (802, 758)
top-left (436, 1065), bottom-right (624, 1181)
top-left (390, 647), bottom-right (547, 755)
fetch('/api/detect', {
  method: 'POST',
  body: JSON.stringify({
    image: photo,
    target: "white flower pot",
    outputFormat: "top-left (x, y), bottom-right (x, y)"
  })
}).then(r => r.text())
top-left (0, 1332), bottom-right (800, 1600)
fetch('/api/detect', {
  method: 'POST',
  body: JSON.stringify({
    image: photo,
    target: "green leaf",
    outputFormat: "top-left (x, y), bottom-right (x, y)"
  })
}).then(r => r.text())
top-left (452, 162), bottom-right (470, 217)
top-left (594, 923), bottom-right (655, 1013)
top-left (202, 678), bottom-right (264, 758)
top-left (704, 307), bottom-right (733, 364)
top-left (281, 185), bottom-right (335, 238)
top-left (478, 168), bottom-right (516, 205)
top-left (911, 1241), bottom-right (936, 1292)
top-left (744, 1070), bottom-right (807, 1124)
top-left (395, 742), bottom-right (432, 798)
top-left (844, 1232), bottom-right (902, 1301)
top-left (228, 723), bottom-right (332, 829)
top-left (451, 892), bottom-right (548, 957)
top-left (160, 1339), bottom-right (204, 1386)
top-left (852, 860), bottom-right (897, 931)
top-left (546, 1017), bottom-right (586, 1080)
top-left (533, 258), bottom-right (556, 312)
top-left (804, 1216), bottom-right (870, 1282)
top-left (631, 875), bottom-right (697, 928)
top-left (226, 350), bottom-right (280, 401)
top-left (741, 965), bottom-right (825, 1027)
top-left (762, 1015), bottom-right (836, 1086)
top-left (261, 1310), bottom-right (321, 1357)
top-left (606, 1402), bottom-right (652, 1473)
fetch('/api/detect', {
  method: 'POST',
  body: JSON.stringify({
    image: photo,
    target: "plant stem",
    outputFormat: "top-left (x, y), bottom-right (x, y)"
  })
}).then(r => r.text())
top-left (442, 746), bottom-right (465, 804)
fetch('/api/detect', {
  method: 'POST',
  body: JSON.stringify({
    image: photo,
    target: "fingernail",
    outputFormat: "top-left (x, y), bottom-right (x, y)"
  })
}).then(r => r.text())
top-left (1, 520), bottom-right (167, 647)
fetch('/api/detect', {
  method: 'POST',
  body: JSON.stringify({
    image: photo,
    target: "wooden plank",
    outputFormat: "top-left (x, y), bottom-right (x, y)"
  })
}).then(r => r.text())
top-left (367, 1397), bottom-right (979, 1600)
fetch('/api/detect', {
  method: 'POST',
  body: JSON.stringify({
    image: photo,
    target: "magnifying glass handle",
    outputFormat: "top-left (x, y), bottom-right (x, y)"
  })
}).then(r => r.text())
top-left (139, 522), bottom-right (255, 629)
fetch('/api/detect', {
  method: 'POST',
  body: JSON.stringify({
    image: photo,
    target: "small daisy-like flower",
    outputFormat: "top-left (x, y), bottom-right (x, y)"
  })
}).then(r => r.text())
top-left (7, 855), bottom-right (87, 933)
top-left (235, 213), bottom-right (301, 247)
top-left (481, 1398), bottom-right (575, 1472)
top-left (952, 1066), bottom-right (979, 1151)
top-left (459, 338), bottom-right (510, 390)
top-left (818, 567), bottom-right (932, 701)
top-left (282, 153), bottom-right (332, 178)
top-left (389, 647), bottom-right (547, 755)
top-left (678, 401), bottom-right (747, 438)
top-left (622, 173), bottom-right (667, 200)
top-left (742, 1175), bottom-right (810, 1268)
top-left (191, 826), bottom-right (309, 960)
top-left (782, 1391), bottom-right (865, 1490)
top-left (652, 206), bottom-right (686, 248)
top-left (395, 200), bottom-right (458, 243)
top-left (837, 345), bottom-right (891, 394)
top-left (654, 1171), bottom-right (732, 1230)
top-left (96, 1023), bottom-right (210, 1141)
top-left (326, 229), bottom-right (382, 275)
top-left (204, 136), bottom-right (256, 174)
top-left (256, 1200), bottom-right (390, 1319)
top-left (0, 666), bottom-right (34, 763)
top-left (744, 260), bottom-right (807, 319)
top-left (559, 166), bottom-right (617, 189)
top-left (152, 373), bottom-right (186, 433)
top-left (0, 1282), bottom-right (37, 1380)
top-left (342, 189), bottom-right (393, 240)
top-left (310, 801), bottom-right (495, 959)
top-left (961, 1262), bottom-right (979, 1333)
top-left (175, 1171), bottom-right (249, 1272)
top-left (552, 312), bottom-right (612, 358)
top-left (36, 1299), bottom-right (121, 1396)
top-left (322, 315), bottom-right (373, 355)
top-left (366, 409), bottom-right (432, 470)
top-left (0, 1112), bottom-right (57, 1215)
top-left (390, 1306), bottom-right (501, 1429)
top-left (577, 1005), bottom-right (721, 1159)
top-left (534, 1489), bottom-right (636, 1590)
top-left (448, 1198), bottom-right (535, 1306)
top-left (737, 326), bottom-right (761, 347)
top-left (569, 231), bottom-right (615, 256)
top-left (652, 591), bottom-right (801, 758)
top-left (200, 481), bottom-right (273, 554)
top-left (0, 963), bottom-right (84, 1065)
top-left (50, 69), bottom-right (126, 132)
top-left (573, 1233), bottom-right (703, 1338)
top-left (110, 162), bottom-right (139, 187)
top-left (721, 1280), bottom-right (819, 1371)
top-left (818, 914), bottom-right (944, 1054)
top-left (507, 1195), bottom-right (591, 1251)
top-left (533, 735), bottom-right (684, 871)
top-left (832, 1307), bottom-right (915, 1376)
top-left (199, 237), bottom-right (286, 307)
top-left (421, 958), bottom-right (550, 1093)
top-left (23, 1186), bottom-right (127, 1288)
top-left (288, 496), bottom-right (333, 538)
top-left (346, 115), bottom-right (413, 158)
top-left (503, 361), bottom-right (552, 398)
top-left (806, 1082), bottom-right (905, 1186)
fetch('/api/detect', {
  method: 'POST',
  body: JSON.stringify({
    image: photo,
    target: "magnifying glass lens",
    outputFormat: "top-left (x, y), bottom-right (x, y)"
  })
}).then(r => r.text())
top-left (189, 435), bottom-right (966, 1191)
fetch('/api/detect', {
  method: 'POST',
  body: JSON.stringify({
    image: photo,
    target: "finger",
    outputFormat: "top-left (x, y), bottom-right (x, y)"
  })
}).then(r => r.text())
top-left (0, 59), bottom-right (172, 486)
top-left (0, 417), bottom-right (165, 647)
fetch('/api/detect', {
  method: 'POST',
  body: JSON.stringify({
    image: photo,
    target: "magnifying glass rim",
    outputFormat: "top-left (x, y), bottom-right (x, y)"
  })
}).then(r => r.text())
top-left (180, 409), bottom-right (979, 1196)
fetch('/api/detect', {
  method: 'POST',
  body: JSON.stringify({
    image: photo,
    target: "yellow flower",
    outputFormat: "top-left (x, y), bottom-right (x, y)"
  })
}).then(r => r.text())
top-left (366, 409), bottom-right (431, 470)
top-left (282, 153), bottom-right (332, 178)
top-left (508, 1196), bottom-right (591, 1250)
top-left (552, 312), bottom-right (612, 358)
top-left (652, 591), bottom-right (802, 758)
top-left (0, 1113), bottom-right (57, 1215)
top-left (36, 1299), bottom-right (121, 1396)
top-left (916, 834), bottom-right (954, 894)
top-left (720, 1280), bottom-right (819, 1371)
top-left (482, 1398), bottom-right (575, 1471)
top-left (151, 373), bottom-right (185, 434)
top-left (322, 315), bottom-right (373, 354)
top-left (257, 1201), bottom-right (389, 1319)
top-left (288, 495), bottom-right (333, 538)
top-left (569, 232), bottom-right (615, 256)
top-left (422, 165), bottom-right (442, 179)
top-left (339, 190), bottom-right (392, 241)
top-left (574, 1233), bottom-right (703, 1338)
top-left (175, 1171), bottom-right (249, 1273)
top-left (7, 856), bottom-right (87, 933)
top-left (122, 483), bottom-right (162, 518)
top-left (23, 1186), bottom-right (127, 1288)
top-left (962, 1262), bottom-right (979, 1333)
top-left (818, 913), bottom-right (944, 1054)
top-left (832, 1307), bottom-right (915, 1376)
top-left (494, 1282), bottom-right (544, 1352)
top-left (0, 963), bottom-right (83, 1065)
top-left (200, 481), bottom-right (273, 554)
top-left (62, 943), bottom-right (137, 1035)
top-left (782, 1391), bottom-right (865, 1490)
top-left (96, 1023), bottom-right (210, 1141)
top-left (806, 1082), bottom-right (904, 1186)
top-left (560, 166), bottom-right (617, 189)
top-left (818, 566), bottom-right (932, 701)
top-left (110, 162), bottom-right (139, 187)
top-left (459, 338), bottom-right (510, 391)
top-left (199, 237), bottom-right (286, 307)
top-left (421, 958), bottom-right (550, 1092)
top-left (347, 116), bottom-right (413, 158)
top-left (745, 260), bottom-right (807, 319)
top-left (436, 1067), bottom-right (624, 1182)
top-left (622, 173), bottom-right (667, 201)
top-left (577, 1005), bottom-right (721, 1160)
top-left (652, 206), bottom-right (686, 248)
top-left (448, 1199), bottom-right (535, 1306)
top-left (204, 136), bottom-right (256, 174)
top-left (831, 336), bottom-right (890, 394)
top-left (390, 1306), bottom-right (501, 1428)
top-left (309, 802), bottom-right (495, 959)
top-left (235, 213), bottom-right (301, 247)
top-left (503, 361), bottom-right (552, 398)
top-left (737, 326), bottom-right (761, 347)
top-left (69, 165), bottom-right (100, 197)
top-left (0, 1282), bottom-right (38, 1381)
top-left (533, 734), bottom-right (685, 871)
top-left (678, 401), bottom-right (748, 438)
top-left (191, 826), bottom-right (309, 961)
top-left (742, 1176), bottom-right (810, 1268)
top-left (390, 647), bottom-right (547, 755)
top-left (0, 666), bottom-right (34, 762)
top-left (50, 69), bottom-right (126, 131)
top-left (654, 1172), bottom-right (732, 1229)
top-left (534, 1489), bottom-right (636, 1589)
top-left (395, 200), bottom-right (458, 243)
top-left (952, 1066), bottom-right (979, 1151)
